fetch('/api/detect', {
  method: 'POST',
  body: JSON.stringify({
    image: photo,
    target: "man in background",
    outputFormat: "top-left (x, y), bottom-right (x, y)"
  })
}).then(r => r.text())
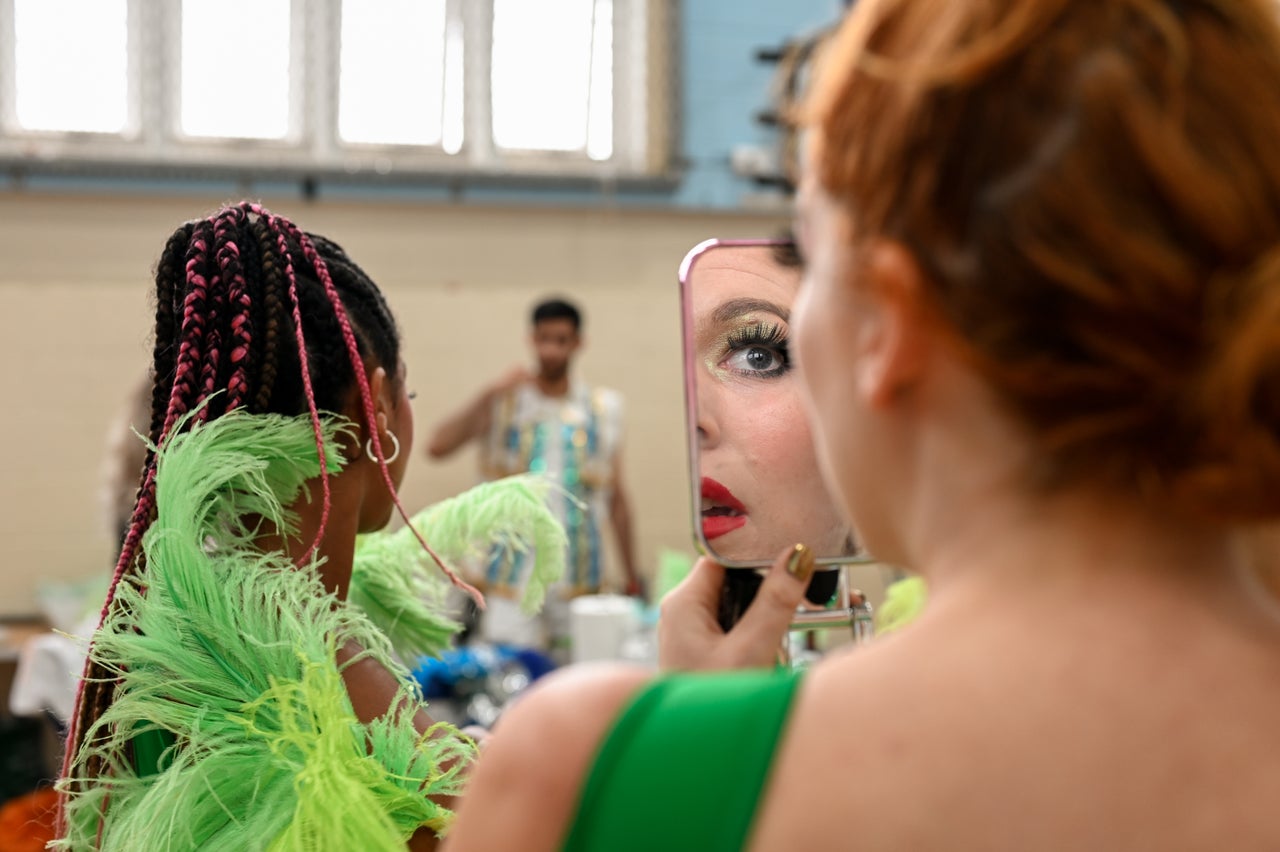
top-left (426, 297), bottom-right (640, 656)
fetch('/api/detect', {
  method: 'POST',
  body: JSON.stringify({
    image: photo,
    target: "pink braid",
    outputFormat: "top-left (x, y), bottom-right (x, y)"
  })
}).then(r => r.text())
top-left (215, 207), bottom-right (253, 410)
top-left (253, 205), bottom-right (484, 607)
top-left (93, 227), bottom-right (215, 619)
top-left (57, 466), bottom-right (157, 798)
top-left (166, 229), bottom-right (214, 429)
top-left (60, 224), bottom-right (216, 807)
top-left (250, 205), bottom-right (333, 566)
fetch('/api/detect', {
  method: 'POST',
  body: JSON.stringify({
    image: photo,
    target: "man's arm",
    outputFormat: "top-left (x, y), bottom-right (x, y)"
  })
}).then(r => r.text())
top-left (425, 366), bottom-right (529, 459)
top-left (609, 452), bottom-right (642, 597)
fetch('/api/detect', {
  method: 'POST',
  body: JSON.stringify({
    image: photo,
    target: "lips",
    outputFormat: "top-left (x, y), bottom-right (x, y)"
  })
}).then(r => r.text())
top-left (701, 477), bottom-right (747, 540)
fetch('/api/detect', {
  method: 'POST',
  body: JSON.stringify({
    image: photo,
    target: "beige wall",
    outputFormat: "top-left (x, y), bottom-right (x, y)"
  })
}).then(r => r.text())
top-left (0, 191), bottom-right (784, 617)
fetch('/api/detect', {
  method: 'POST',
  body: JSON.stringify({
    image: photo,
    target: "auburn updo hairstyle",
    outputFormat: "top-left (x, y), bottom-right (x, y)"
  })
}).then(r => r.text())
top-left (807, 0), bottom-right (1280, 522)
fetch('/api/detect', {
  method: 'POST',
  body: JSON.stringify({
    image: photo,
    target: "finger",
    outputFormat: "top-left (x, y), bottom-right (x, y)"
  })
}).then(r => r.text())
top-left (729, 544), bottom-right (814, 655)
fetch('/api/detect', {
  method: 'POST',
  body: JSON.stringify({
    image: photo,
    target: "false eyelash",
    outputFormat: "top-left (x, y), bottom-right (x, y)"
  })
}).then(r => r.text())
top-left (726, 321), bottom-right (790, 352)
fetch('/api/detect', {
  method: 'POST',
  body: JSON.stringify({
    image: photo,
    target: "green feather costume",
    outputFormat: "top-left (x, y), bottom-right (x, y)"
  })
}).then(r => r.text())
top-left (56, 411), bottom-right (566, 850)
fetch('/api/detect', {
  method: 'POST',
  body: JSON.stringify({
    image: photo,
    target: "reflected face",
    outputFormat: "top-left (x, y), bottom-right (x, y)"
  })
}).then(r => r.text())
top-left (693, 246), bottom-right (850, 561)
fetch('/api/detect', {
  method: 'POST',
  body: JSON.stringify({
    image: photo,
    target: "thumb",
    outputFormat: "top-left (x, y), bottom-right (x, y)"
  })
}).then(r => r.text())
top-left (728, 544), bottom-right (815, 655)
top-left (660, 556), bottom-right (726, 622)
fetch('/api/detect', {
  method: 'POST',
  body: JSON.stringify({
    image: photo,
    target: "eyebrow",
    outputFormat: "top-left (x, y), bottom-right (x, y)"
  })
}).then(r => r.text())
top-left (711, 297), bottom-right (790, 325)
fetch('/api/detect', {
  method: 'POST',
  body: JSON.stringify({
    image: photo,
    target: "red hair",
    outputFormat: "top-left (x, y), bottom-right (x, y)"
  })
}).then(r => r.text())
top-left (808, 0), bottom-right (1280, 521)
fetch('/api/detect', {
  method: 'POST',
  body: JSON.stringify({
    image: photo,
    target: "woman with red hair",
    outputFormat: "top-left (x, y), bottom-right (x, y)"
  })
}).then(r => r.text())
top-left (448, 1), bottom-right (1280, 848)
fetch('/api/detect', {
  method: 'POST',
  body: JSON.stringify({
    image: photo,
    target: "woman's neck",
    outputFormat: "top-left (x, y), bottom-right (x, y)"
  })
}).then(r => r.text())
top-left (903, 479), bottom-right (1277, 640)
top-left (256, 482), bottom-right (363, 600)
top-left (892, 367), bottom-right (1240, 603)
top-left (923, 485), bottom-right (1230, 586)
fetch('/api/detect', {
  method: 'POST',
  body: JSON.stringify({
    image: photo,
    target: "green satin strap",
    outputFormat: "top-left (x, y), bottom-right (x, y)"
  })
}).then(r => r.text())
top-left (131, 725), bottom-right (176, 777)
top-left (562, 669), bottom-right (803, 851)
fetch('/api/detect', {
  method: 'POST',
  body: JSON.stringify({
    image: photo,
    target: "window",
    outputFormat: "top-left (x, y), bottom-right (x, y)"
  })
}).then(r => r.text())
top-left (179, 0), bottom-right (293, 140)
top-left (0, 0), bottom-right (671, 182)
top-left (338, 0), bottom-right (456, 150)
top-left (12, 0), bottom-right (130, 134)
top-left (491, 0), bottom-right (611, 157)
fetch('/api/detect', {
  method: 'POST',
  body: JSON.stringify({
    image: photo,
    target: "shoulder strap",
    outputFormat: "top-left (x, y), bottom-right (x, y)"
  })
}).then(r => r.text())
top-left (563, 670), bottom-right (803, 852)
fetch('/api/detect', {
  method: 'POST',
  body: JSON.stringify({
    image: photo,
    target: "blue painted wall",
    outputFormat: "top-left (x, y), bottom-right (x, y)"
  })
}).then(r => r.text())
top-left (675, 0), bottom-right (843, 208)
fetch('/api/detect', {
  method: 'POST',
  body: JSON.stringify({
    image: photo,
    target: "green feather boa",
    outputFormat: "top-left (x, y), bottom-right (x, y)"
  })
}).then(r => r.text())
top-left (57, 411), bottom-right (564, 850)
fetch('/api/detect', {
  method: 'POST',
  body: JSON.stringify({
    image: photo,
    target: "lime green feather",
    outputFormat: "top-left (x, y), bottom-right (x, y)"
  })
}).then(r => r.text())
top-left (875, 575), bottom-right (929, 635)
top-left (57, 412), bottom-right (475, 851)
top-left (351, 474), bottom-right (568, 658)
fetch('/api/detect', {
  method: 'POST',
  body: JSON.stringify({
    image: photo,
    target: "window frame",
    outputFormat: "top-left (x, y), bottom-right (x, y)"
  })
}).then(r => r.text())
top-left (0, 0), bottom-right (675, 185)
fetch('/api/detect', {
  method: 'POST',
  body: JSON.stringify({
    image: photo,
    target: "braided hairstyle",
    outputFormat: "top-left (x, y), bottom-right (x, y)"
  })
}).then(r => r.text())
top-left (61, 202), bottom-right (477, 804)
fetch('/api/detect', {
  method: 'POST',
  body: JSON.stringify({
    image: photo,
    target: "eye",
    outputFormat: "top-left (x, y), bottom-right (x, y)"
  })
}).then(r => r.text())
top-left (725, 345), bottom-right (785, 375)
top-left (722, 321), bottom-right (791, 379)
top-left (407, 390), bottom-right (418, 401)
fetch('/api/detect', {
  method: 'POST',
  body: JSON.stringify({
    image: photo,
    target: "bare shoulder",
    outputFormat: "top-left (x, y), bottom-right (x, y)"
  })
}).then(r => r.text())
top-left (444, 663), bottom-right (652, 852)
top-left (751, 597), bottom-right (1280, 850)
top-left (747, 628), bottom-right (1004, 849)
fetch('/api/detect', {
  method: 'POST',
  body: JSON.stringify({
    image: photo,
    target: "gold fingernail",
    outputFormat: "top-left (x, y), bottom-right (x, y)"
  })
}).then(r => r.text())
top-left (786, 543), bottom-right (815, 583)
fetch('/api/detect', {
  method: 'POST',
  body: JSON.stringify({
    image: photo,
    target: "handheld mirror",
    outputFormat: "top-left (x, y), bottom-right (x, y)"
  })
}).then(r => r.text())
top-left (678, 238), bottom-right (894, 634)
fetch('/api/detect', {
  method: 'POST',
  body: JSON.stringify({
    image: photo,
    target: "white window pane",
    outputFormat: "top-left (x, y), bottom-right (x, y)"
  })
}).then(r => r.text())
top-left (338, 0), bottom-right (447, 146)
top-left (586, 0), bottom-right (613, 161)
top-left (180, 0), bottom-right (290, 139)
top-left (14, 0), bottom-right (128, 133)
top-left (441, 15), bottom-right (464, 155)
top-left (492, 0), bottom-right (611, 153)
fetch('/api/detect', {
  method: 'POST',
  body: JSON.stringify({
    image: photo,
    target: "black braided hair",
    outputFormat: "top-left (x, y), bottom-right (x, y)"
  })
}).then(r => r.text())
top-left (64, 202), bottom-right (402, 796)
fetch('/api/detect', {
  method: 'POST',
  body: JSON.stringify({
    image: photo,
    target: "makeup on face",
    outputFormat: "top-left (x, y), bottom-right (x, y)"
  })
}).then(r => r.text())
top-left (682, 240), bottom-right (860, 567)
top-left (698, 298), bottom-right (793, 384)
top-left (680, 240), bottom-right (884, 645)
top-left (701, 476), bottom-right (748, 540)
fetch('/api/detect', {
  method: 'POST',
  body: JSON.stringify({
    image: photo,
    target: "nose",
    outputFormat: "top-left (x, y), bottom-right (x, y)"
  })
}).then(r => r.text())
top-left (696, 370), bottom-right (720, 450)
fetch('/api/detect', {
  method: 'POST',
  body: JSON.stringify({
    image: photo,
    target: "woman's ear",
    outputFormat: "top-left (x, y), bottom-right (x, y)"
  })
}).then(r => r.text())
top-left (855, 241), bottom-right (934, 408)
top-left (367, 365), bottom-right (391, 435)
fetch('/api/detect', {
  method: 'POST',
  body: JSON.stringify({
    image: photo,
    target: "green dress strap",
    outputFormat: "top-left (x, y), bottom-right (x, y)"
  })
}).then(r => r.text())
top-left (562, 669), bottom-right (803, 852)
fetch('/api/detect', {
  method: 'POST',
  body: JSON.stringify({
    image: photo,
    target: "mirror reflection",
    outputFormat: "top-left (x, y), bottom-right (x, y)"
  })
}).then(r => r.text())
top-left (681, 238), bottom-right (856, 567)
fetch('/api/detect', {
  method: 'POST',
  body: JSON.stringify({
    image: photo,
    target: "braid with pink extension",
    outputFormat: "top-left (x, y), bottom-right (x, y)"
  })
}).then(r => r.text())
top-left (195, 253), bottom-right (223, 413)
top-left (248, 204), bottom-right (484, 606)
top-left (109, 224), bottom-right (217, 582)
top-left (59, 220), bottom-right (222, 821)
top-left (167, 222), bottom-right (215, 431)
top-left (249, 205), bottom-right (334, 568)
top-left (60, 204), bottom-right (483, 836)
top-left (73, 225), bottom-right (213, 672)
top-left (218, 210), bottom-right (254, 410)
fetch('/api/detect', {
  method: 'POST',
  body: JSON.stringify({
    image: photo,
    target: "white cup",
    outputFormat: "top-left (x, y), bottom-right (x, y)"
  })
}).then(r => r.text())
top-left (569, 594), bottom-right (641, 664)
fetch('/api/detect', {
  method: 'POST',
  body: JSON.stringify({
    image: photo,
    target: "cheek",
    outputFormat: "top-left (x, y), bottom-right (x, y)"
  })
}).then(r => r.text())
top-left (760, 406), bottom-right (830, 505)
top-left (387, 401), bottom-right (414, 484)
top-left (792, 283), bottom-right (825, 408)
top-left (401, 401), bottom-right (415, 449)
top-left (745, 397), bottom-right (815, 472)
top-left (793, 276), bottom-right (850, 456)
top-left (704, 388), bottom-right (812, 484)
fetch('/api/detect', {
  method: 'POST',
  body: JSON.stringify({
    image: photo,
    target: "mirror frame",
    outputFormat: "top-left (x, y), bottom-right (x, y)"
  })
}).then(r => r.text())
top-left (678, 237), bottom-right (875, 570)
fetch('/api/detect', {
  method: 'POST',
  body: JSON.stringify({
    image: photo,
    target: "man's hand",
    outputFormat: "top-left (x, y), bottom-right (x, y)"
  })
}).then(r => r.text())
top-left (489, 365), bottom-right (532, 398)
top-left (425, 365), bottom-right (532, 460)
top-left (657, 544), bottom-right (815, 671)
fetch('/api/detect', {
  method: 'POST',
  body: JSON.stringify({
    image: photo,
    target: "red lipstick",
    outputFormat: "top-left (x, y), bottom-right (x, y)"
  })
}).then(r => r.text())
top-left (701, 477), bottom-right (747, 540)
